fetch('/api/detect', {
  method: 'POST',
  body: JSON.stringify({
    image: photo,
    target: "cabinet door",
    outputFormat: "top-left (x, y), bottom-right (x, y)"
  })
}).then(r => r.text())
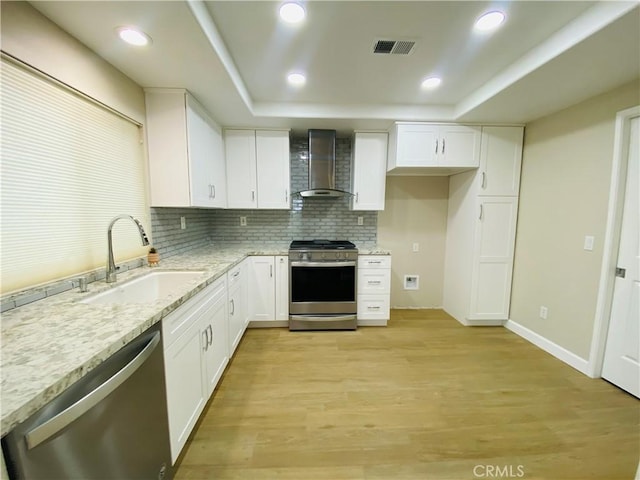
top-left (396, 124), bottom-right (438, 167)
top-left (479, 126), bottom-right (523, 196)
top-left (275, 255), bottom-right (289, 320)
top-left (225, 130), bottom-right (257, 208)
top-left (469, 197), bottom-right (518, 320)
top-left (145, 90), bottom-right (191, 207)
top-left (438, 125), bottom-right (481, 168)
top-left (227, 262), bottom-right (247, 355)
top-left (164, 319), bottom-right (206, 464)
top-left (186, 95), bottom-right (226, 208)
top-left (351, 132), bottom-right (388, 211)
top-left (248, 256), bottom-right (275, 321)
top-left (200, 294), bottom-right (229, 398)
top-left (256, 130), bottom-right (290, 209)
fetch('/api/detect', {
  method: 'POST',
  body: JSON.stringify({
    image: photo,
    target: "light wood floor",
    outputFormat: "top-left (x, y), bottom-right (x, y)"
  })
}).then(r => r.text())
top-left (174, 309), bottom-right (639, 480)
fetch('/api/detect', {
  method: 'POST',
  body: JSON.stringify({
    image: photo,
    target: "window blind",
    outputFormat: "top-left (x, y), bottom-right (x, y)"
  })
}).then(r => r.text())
top-left (1, 55), bottom-right (150, 294)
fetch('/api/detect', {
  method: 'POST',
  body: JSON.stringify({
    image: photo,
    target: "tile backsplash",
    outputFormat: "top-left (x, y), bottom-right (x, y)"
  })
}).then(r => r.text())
top-left (152, 135), bottom-right (377, 257)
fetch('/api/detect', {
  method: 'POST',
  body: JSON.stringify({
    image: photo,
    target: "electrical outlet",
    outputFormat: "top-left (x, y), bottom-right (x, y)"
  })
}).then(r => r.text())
top-left (180, 216), bottom-right (186, 230)
top-left (412, 242), bottom-right (419, 252)
top-left (240, 216), bottom-right (247, 226)
top-left (539, 306), bottom-right (548, 319)
top-left (357, 216), bottom-right (364, 226)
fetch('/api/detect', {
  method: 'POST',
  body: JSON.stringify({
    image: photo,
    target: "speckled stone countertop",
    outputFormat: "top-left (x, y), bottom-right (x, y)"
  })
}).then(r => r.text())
top-left (0, 244), bottom-right (390, 436)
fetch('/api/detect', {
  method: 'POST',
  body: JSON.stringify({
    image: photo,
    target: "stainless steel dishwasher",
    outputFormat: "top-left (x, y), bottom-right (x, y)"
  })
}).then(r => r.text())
top-left (2, 322), bottom-right (173, 480)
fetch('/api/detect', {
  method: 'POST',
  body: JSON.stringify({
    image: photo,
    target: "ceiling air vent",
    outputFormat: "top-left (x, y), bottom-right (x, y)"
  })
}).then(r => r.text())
top-left (373, 39), bottom-right (416, 55)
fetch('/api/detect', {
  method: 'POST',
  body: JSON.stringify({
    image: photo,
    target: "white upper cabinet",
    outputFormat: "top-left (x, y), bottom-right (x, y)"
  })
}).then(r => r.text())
top-left (225, 129), bottom-right (290, 210)
top-left (256, 130), bottom-right (291, 209)
top-left (351, 132), bottom-right (388, 211)
top-left (225, 130), bottom-right (258, 208)
top-left (478, 126), bottom-right (524, 196)
top-left (145, 89), bottom-right (226, 208)
top-left (387, 123), bottom-right (481, 176)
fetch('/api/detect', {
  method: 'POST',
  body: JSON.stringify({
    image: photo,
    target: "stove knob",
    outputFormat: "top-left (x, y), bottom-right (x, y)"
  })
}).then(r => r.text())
top-left (321, 253), bottom-right (326, 259)
top-left (298, 252), bottom-right (303, 260)
top-left (335, 252), bottom-right (340, 259)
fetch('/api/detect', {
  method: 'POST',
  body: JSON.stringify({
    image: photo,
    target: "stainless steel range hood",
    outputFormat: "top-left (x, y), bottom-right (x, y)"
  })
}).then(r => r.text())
top-left (298, 129), bottom-right (352, 198)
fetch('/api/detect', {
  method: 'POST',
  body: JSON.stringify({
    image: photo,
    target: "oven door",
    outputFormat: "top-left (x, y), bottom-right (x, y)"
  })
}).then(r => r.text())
top-left (289, 260), bottom-right (356, 315)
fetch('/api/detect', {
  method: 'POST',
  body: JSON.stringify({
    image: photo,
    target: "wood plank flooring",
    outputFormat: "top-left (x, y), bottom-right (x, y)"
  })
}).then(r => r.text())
top-left (174, 309), bottom-right (639, 480)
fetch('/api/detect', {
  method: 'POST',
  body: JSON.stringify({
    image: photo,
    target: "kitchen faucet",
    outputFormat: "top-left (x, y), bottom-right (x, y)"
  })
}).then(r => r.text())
top-left (106, 215), bottom-right (150, 283)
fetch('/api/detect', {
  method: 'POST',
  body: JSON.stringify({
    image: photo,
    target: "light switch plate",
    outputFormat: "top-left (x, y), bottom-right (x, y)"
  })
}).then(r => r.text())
top-left (240, 216), bottom-right (247, 226)
top-left (180, 216), bottom-right (186, 230)
top-left (584, 235), bottom-right (595, 251)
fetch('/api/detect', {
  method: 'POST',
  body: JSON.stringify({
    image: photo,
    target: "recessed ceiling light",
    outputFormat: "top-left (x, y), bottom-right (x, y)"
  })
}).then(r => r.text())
top-left (474, 11), bottom-right (506, 32)
top-left (117, 26), bottom-right (151, 46)
top-left (421, 77), bottom-right (442, 90)
top-left (287, 72), bottom-right (306, 86)
top-left (279, 2), bottom-right (306, 24)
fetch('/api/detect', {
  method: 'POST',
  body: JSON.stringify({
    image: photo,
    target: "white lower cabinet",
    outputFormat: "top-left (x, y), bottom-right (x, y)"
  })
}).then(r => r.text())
top-left (357, 255), bottom-right (391, 325)
top-left (227, 260), bottom-right (248, 356)
top-left (248, 255), bottom-right (289, 325)
top-left (162, 276), bottom-right (228, 464)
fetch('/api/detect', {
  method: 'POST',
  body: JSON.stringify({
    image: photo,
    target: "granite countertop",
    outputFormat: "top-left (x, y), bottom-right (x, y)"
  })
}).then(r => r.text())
top-left (0, 244), bottom-right (390, 436)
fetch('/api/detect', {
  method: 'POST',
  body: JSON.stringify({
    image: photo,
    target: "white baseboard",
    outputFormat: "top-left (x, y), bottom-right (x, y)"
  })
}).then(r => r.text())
top-left (464, 319), bottom-right (506, 326)
top-left (357, 319), bottom-right (388, 327)
top-left (505, 320), bottom-right (590, 375)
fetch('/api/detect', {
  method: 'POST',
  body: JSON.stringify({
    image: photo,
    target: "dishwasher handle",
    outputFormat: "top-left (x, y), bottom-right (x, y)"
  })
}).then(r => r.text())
top-left (25, 331), bottom-right (161, 450)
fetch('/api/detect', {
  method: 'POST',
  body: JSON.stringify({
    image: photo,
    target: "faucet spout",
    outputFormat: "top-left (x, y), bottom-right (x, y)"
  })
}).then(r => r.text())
top-left (106, 215), bottom-right (150, 283)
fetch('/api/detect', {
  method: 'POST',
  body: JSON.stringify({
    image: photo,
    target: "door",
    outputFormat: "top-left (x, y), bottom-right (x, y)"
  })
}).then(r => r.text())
top-left (164, 319), bottom-right (206, 463)
top-left (256, 130), bottom-right (290, 209)
top-left (438, 125), bottom-right (481, 168)
top-left (201, 294), bottom-right (229, 398)
top-left (479, 126), bottom-right (524, 196)
top-left (186, 95), bottom-right (217, 207)
top-left (248, 256), bottom-right (275, 321)
top-left (351, 132), bottom-right (388, 211)
top-left (469, 196), bottom-right (518, 320)
top-left (225, 129), bottom-right (257, 208)
top-left (396, 124), bottom-right (438, 167)
top-left (602, 115), bottom-right (640, 398)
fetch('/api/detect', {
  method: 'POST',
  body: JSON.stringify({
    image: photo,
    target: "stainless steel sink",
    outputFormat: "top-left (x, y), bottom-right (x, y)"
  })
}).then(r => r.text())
top-left (81, 271), bottom-right (205, 304)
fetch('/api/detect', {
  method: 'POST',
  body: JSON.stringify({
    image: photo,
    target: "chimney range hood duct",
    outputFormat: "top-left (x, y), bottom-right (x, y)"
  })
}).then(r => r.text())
top-left (298, 129), bottom-right (353, 198)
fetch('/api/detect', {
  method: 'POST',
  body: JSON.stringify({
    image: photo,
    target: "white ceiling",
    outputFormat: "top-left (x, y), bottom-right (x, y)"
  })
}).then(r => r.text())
top-left (30, 1), bottom-right (640, 133)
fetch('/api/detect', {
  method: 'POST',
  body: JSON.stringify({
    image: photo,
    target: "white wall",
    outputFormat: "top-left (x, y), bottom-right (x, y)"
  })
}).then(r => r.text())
top-left (377, 176), bottom-right (449, 308)
top-left (510, 80), bottom-right (640, 360)
top-left (1, 1), bottom-right (145, 123)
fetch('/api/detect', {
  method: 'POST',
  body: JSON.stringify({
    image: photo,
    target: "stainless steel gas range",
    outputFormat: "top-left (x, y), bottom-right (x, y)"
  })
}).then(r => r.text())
top-left (288, 240), bottom-right (358, 331)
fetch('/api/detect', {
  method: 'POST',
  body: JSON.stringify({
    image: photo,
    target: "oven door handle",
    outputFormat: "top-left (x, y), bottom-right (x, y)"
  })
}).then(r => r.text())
top-left (290, 261), bottom-right (357, 268)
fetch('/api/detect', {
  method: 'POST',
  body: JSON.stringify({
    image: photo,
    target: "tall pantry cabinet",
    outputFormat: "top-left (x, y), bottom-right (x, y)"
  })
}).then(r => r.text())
top-left (443, 126), bottom-right (524, 326)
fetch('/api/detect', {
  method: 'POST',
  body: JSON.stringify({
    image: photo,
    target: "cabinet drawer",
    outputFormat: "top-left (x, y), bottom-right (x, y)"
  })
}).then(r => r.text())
top-left (227, 263), bottom-right (243, 288)
top-left (358, 255), bottom-right (391, 269)
top-left (357, 295), bottom-right (390, 320)
top-left (162, 276), bottom-right (226, 349)
top-left (358, 269), bottom-right (390, 294)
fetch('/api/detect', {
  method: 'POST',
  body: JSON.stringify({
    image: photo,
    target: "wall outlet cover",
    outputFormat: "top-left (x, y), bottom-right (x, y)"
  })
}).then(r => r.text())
top-left (404, 275), bottom-right (419, 290)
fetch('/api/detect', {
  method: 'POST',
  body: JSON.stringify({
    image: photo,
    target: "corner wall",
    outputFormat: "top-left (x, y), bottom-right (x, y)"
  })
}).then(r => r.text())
top-left (509, 80), bottom-right (640, 360)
